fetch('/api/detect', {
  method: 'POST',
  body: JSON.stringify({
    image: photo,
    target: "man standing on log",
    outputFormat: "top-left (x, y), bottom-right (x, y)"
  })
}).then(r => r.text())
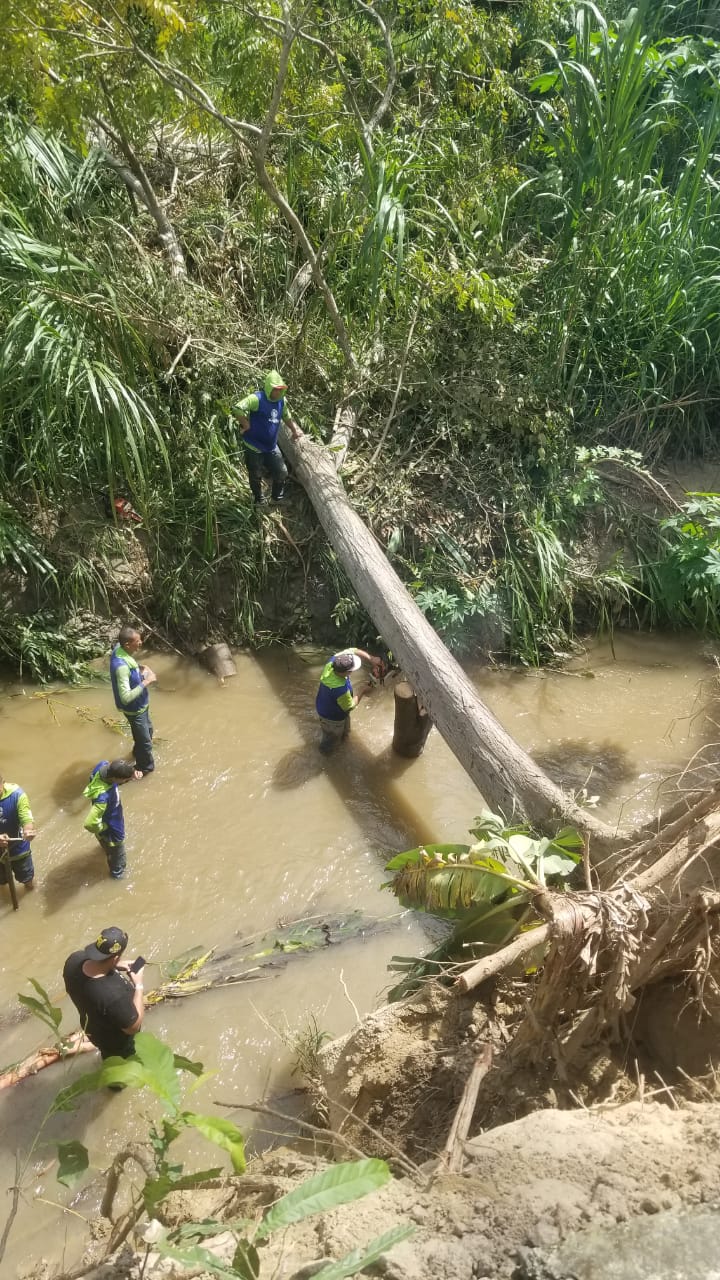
top-left (63, 926), bottom-right (145, 1064)
top-left (84, 760), bottom-right (142, 879)
top-left (230, 369), bottom-right (301, 506)
top-left (110, 625), bottom-right (157, 775)
top-left (315, 648), bottom-right (380, 754)
top-left (0, 774), bottom-right (37, 892)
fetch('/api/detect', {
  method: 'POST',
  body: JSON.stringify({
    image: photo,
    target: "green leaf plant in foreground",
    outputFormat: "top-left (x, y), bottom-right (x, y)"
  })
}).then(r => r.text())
top-left (50, 1031), bottom-right (241, 1222)
top-left (155, 1160), bottom-right (413, 1280)
top-left (44, 1032), bottom-right (410, 1279)
top-left (17, 979), bottom-right (63, 1046)
top-left (384, 810), bottom-right (582, 999)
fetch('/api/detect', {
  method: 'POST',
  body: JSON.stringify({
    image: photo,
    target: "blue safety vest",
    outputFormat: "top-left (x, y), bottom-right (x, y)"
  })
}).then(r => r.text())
top-left (243, 389), bottom-right (284, 453)
top-left (0, 787), bottom-right (30, 859)
top-left (315, 660), bottom-right (354, 722)
top-left (87, 763), bottom-right (125, 843)
top-left (110, 645), bottom-right (148, 715)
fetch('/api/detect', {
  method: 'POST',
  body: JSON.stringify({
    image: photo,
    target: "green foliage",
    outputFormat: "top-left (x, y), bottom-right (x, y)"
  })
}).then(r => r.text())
top-left (385, 812), bottom-right (582, 997)
top-left (41, 1030), bottom-right (409, 1278)
top-left (0, 0), bottom-right (718, 679)
top-left (55, 1140), bottom-right (90, 1189)
top-left (529, 1), bottom-right (720, 444)
top-left (154, 1159), bottom-right (410, 1280)
top-left (638, 493), bottom-right (720, 631)
top-left (17, 979), bottom-right (63, 1045)
top-left (309, 1226), bottom-right (415, 1280)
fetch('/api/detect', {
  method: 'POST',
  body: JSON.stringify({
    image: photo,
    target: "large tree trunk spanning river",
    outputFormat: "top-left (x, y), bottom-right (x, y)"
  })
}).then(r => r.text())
top-left (281, 429), bottom-right (618, 852)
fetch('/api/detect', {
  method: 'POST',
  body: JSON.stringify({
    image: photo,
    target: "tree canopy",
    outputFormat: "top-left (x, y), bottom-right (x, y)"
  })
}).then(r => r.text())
top-left (1, 0), bottom-right (720, 676)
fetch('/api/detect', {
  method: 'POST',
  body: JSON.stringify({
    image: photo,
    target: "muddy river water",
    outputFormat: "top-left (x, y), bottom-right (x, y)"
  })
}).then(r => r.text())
top-left (0, 634), bottom-right (717, 1272)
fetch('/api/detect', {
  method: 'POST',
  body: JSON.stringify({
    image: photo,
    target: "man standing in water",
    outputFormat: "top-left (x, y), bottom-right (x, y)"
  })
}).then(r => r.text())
top-left (230, 369), bottom-right (301, 505)
top-left (63, 926), bottom-right (145, 1062)
top-left (84, 759), bottom-right (142, 879)
top-left (110, 625), bottom-right (157, 775)
top-left (0, 774), bottom-right (37, 891)
top-left (315, 648), bottom-right (380, 754)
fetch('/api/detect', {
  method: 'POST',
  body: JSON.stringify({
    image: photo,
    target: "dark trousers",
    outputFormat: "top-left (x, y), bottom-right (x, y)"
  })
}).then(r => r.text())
top-left (0, 851), bottom-right (34, 885)
top-left (244, 446), bottom-right (288, 501)
top-left (95, 834), bottom-right (127, 879)
top-left (126, 707), bottom-right (154, 773)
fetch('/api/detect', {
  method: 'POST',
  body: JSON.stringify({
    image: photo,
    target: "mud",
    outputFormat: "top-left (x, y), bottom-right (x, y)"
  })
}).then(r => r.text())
top-left (25, 1102), bottom-right (720, 1280)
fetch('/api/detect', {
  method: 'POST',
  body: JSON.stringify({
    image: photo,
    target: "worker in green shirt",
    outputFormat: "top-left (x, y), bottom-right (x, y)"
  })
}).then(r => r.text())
top-left (229, 369), bottom-right (301, 505)
top-left (109, 625), bottom-right (157, 774)
top-left (315, 647), bottom-right (381, 754)
top-left (0, 775), bottom-right (37, 891)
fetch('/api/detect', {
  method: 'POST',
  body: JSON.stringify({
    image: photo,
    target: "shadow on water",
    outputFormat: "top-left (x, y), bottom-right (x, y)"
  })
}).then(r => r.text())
top-left (0, 1058), bottom-right (115, 1161)
top-left (263, 650), bottom-right (437, 854)
top-left (41, 847), bottom-right (106, 917)
top-left (533, 739), bottom-right (635, 803)
top-left (50, 761), bottom-right (94, 813)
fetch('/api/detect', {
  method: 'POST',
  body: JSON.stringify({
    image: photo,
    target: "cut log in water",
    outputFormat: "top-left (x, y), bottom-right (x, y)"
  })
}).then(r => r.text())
top-left (0, 1032), bottom-right (94, 1090)
top-left (198, 643), bottom-right (237, 681)
top-left (392, 681), bottom-right (433, 758)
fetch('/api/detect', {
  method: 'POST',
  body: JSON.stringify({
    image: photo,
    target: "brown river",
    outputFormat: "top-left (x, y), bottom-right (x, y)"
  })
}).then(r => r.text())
top-left (0, 633), bottom-right (717, 1272)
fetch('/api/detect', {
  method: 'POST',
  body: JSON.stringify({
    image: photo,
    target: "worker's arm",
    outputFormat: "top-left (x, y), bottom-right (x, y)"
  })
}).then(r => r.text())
top-left (230, 394), bottom-right (259, 435)
top-left (353, 649), bottom-right (379, 664)
top-left (16, 792), bottom-right (36, 842)
top-left (84, 801), bottom-right (108, 839)
top-left (121, 969), bottom-right (145, 1035)
top-left (285, 414), bottom-right (302, 441)
top-left (114, 662), bottom-right (152, 706)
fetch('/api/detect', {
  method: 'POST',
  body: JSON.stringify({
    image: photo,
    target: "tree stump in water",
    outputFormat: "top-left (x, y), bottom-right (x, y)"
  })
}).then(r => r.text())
top-left (199, 643), bottom-right (237, 681)
top-left (393, 681), bottom-right (433, 757)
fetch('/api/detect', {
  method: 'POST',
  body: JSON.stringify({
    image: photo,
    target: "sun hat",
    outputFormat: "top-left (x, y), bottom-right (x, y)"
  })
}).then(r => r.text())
top-left (332, 652), bottom-right (362, 673)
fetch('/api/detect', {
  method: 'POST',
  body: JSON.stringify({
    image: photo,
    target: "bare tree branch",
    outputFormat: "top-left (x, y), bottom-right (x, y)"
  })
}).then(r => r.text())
top-left (355, 0), bottom-right (396, 133)
top-left (42, 64), bottom-right (187, 278)
top-left (124, 23), bottom-right (358, 374)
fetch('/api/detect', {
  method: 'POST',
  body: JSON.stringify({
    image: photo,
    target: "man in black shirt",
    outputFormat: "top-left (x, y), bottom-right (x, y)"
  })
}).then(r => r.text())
top-left (63, 926), bottom-right (145, 1060)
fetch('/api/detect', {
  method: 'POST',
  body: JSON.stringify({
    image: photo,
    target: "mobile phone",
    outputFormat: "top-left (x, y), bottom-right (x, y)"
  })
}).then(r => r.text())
top-left (129, 955), bottom-right (146, 973)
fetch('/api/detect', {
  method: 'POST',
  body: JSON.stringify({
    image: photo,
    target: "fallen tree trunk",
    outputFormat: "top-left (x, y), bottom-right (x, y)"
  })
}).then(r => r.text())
top-left (281, 429), bottom-right (617, 851)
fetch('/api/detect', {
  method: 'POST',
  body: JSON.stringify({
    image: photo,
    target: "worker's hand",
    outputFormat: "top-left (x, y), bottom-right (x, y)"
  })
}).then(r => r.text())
top-left (132, 769), bottom-right (143, 781)
top-left (0, 834), bottom-right (8, 848)
top-left (141, 667), bottom-right (157, 686)
top-left (22, 823), bottom-right (36, 842)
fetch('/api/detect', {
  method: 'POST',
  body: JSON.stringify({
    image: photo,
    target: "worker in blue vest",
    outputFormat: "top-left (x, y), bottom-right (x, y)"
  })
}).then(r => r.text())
top-left (110, 625), bottom-right (157, 775)
top-left (84, 760), bottom-right (141, 879)
top-left (315, 647), bottom-right (381, 754)
top-left (0, 774), bottom-right (37, 892)
top-left (230, 369), bottom-right (301, 505)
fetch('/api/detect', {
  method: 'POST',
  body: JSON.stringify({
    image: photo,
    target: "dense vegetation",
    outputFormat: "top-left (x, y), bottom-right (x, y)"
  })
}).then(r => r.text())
top-left (1, 0), bottom-right (720, 677)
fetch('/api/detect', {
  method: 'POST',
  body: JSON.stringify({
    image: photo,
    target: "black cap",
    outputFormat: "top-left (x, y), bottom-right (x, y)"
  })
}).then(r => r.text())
top-left (86, 927), bottom-right (128, 961)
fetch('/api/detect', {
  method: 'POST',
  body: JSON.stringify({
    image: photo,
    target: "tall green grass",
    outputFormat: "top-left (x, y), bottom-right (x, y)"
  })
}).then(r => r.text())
top-left (531, 0), bottom-right (720, 452)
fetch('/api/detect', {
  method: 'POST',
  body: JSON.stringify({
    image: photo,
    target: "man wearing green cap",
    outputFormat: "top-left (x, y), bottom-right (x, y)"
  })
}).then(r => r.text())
top-left (230, 370), bottom-right (301, 505)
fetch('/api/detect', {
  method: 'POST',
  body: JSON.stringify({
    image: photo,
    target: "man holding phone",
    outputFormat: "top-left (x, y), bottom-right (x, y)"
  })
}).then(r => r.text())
top-left (63, 927), bottom-right (145, 1062)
